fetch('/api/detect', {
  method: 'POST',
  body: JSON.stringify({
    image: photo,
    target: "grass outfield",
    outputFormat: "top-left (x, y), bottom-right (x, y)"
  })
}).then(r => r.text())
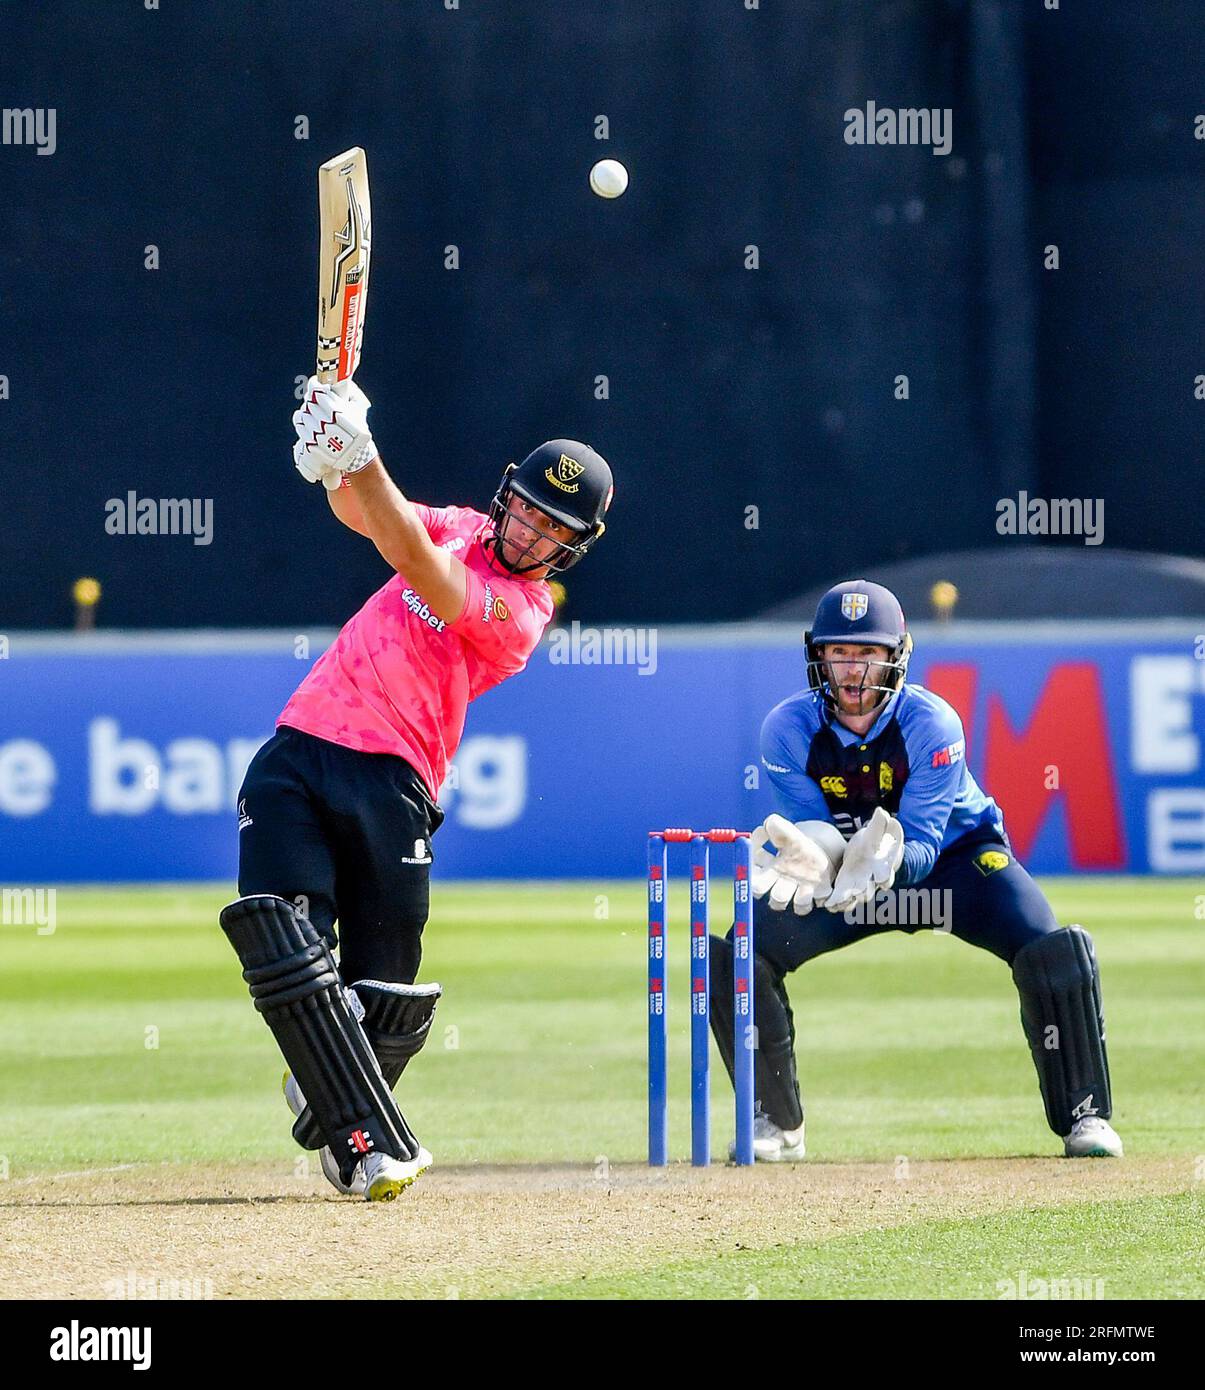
top-left (520, 1191), bottom-right (1205, 1301)
top-left (1, 877), bottom-right (1202, 1299)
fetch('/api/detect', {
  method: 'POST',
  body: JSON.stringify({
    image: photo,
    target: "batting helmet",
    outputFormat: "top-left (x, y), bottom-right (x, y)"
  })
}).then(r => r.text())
top-left (487, 439), bottom-right (613, 576)
top-left (804, 579), bottom-right (912, 712)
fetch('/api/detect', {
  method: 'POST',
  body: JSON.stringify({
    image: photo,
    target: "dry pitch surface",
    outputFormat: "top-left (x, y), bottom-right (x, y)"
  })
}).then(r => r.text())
top-left (4, 883), bottom-right (1202, 1299)
top-left (2, 1155), bottom-right (1197, 1300)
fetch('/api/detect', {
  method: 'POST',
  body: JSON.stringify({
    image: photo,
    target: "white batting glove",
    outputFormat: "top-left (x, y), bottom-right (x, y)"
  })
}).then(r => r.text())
top-left (293, 377), bottom-right (378, 490)
top-left (751, 814), bottom-right (842, 915)
top-left (824, 807), bottom-right (905, 913)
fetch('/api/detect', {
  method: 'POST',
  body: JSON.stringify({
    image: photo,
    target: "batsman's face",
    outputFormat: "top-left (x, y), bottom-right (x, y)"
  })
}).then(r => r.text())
top-left (497, 497), bottom-right (577, 575)
top-left (821, 643), bottom-right (892, 714)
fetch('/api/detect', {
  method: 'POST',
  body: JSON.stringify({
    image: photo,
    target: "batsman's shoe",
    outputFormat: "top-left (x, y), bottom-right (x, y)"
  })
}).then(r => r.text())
top-left (282, 1072), bottom-right (366, 1197)
top-left (729, 1113), bottom-right (806, 1163)
top-left (361, 1147), bottom-right (432, 1202)
top-left (1063, 1116), bottom-right (1123, 1158)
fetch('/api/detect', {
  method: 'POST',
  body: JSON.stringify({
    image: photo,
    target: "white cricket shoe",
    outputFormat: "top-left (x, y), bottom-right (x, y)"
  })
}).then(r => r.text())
top-left (361, 1147), bottom-right (433, 1202)
top-left (1063, 1116), bottom-right (1123, 1158)
top-left (729, 1112), bottom-right (807, 1163)
top-left (282, 1072), bottom-right (366, 1197)
top-left (283, 1072), bottom-right (433, 1198)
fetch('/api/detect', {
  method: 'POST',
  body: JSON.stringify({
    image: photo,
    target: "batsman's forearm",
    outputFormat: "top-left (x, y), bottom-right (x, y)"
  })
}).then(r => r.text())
top-left (345, 457), bottom-right (469, 619)
top-left (326, 482), bottom-right (371, 536)
top-left (346, 459), bottom-right (431, 571)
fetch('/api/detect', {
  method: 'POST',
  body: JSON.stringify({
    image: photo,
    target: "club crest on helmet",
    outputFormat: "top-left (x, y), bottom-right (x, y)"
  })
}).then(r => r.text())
top-left (546, 454), bottom-right (585, 493)
top-left (841, 592), bottom-right (869, 621)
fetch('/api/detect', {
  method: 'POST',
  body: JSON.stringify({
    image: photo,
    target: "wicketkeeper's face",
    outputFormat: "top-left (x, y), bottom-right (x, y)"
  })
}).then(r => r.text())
top-left (821, 643), bottom-right (892, 714)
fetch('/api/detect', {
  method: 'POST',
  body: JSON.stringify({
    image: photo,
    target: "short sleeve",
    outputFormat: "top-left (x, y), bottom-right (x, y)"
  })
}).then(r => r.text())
top-left (448, 565), bottom-right (553, 675)
top-left (411, 503), bottom-right (452, 544)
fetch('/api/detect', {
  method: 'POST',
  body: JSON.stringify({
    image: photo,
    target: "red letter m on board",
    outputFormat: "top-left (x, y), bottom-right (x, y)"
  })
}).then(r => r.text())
top-left (926, 662), bottom-right (1124, 870)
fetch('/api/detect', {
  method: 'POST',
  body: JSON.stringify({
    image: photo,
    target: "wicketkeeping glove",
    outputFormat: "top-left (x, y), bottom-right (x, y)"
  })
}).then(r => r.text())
top-left (750, 814), bottom-right (842, 915)
top-left (293, 376), bottom-right (378, 491)
top-left (824, 806), bottom-right (905, 913)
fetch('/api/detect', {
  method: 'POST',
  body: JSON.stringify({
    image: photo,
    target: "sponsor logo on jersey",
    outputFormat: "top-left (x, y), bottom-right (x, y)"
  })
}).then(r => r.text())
top-left (879, 762), bottom-right (894, 793)
top-left (762, 758), bottom-right (790, 774)
top-left (401, 587), bottom-right (446, 631)
top-left (841, 591), bottom-right (869, 621)
top-left (440, 536), bottom-right (466, 553)
top-left (931, 738), bottom-right (965, 768)
top-left (401, 838), bottom-right (432, 865)
top-left (820, 775), bottom-right (848, 797)
top-left (480, 584), bottom-right (510, 623)
top-left (545, 453), bottom-right (584, 493)
top-left (974, 849), bottom-right (1010, 876)
top-left (237, 798), bottom-right (253, 831)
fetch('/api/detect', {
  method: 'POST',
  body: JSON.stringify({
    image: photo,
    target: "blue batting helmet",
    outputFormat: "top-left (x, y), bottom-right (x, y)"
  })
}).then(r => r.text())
top-left (804, 580), bottom-right (912, 712)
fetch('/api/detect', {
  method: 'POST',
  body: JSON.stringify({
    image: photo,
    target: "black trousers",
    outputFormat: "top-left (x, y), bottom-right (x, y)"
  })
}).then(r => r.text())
top-left (711, 832), bottom-right (1063, 1131)
top-left (751, 831), bottom-right (1059, 973)
top-left (235, 726), bottom-right (444, 984)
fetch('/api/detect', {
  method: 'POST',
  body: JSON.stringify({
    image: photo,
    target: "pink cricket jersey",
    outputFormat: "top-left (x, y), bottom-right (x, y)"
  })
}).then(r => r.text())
top-left (277, 503), bottom-right (555, 797)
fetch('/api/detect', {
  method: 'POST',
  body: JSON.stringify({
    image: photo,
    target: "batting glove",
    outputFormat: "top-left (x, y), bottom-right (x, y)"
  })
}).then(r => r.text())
top-left (824, 807), bottom-right (905, 913)
top-left (293, 377), bottom-right (378, 491)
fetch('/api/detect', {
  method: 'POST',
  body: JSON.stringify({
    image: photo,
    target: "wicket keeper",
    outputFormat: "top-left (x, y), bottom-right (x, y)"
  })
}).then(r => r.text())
top-left (220, 380), bottom-right (613, 1199)
top-left (709, 580), bottom-right (1122, 1163)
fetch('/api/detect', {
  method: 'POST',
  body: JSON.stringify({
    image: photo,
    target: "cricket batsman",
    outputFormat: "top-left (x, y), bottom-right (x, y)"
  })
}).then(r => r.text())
top-left (709, 579), bottom-right (1122, 1163)
top-left (219, 380), bottom-right (613, 1200)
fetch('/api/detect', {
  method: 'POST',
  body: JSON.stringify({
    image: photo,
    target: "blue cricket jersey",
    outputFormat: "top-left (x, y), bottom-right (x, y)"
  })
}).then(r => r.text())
top-left (759, 683), bottom-right (1005, 886)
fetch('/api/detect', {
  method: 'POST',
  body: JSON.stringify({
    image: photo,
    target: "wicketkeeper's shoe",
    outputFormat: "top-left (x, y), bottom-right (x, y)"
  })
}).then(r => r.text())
top-left (361, 1147), bottom-right (433, 1202)
top-left (728, 1112), bottom-right (806, 1163)
top-left (282, 1072), bottom-right (366, 1197)
top-left (1063, 1116), bottom-right (1123, 1158)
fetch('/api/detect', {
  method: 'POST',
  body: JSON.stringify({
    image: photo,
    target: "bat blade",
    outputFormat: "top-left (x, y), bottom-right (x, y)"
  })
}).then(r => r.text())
top-left (316, 146), bottom-right (371, 384)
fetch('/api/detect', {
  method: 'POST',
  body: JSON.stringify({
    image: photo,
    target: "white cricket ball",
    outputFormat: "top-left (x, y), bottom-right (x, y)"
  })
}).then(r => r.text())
top-left (589, 159), bottom-right (629, 199)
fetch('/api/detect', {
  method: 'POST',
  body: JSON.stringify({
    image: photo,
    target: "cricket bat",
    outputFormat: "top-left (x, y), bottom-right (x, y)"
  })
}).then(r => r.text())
top-left (316, 147), bottom-right (371, 385)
